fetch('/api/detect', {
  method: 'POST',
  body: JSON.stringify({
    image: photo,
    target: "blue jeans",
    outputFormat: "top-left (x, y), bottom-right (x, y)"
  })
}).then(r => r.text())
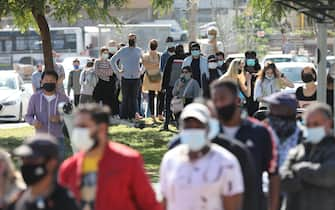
top-left (57, 137), bottom-right (65, 161)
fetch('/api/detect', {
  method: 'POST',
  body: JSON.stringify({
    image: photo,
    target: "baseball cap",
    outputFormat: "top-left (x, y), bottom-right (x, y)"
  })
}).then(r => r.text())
top-left (180, 103), bottom-right (210, 124)
top-left (13, 133), bottom-right (59, 159)
top-left (263, 92), bottom-right (298, 111)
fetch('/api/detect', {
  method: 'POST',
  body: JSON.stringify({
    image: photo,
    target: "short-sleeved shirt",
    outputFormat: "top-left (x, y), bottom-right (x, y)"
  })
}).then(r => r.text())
top-left (295, 86), bottom-right (316, 108)
top-left (160, 144), bottom-right (244, 210)
top-left (54, 64), bottom-right (65, 93)
top-left (31, 71), bottom-right (43, 91)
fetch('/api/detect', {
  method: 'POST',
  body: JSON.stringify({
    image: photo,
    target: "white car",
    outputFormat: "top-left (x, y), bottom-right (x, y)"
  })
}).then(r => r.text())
top-left (0, 71), bottom-right (32, 122)
top-left (276, 62), bottom-right (316, 94)
top-left (262, 54), bottom-right (311, 67)
top-left (153, 19), bottom-right (188, 41)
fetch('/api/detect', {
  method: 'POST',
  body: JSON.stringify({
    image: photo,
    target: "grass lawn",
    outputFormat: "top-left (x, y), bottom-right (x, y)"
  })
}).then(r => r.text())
top-left (0, 122), bottom-right (176, 182)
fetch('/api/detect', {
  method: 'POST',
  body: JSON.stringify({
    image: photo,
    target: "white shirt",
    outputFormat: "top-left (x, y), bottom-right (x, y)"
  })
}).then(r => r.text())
top-left (43, 94), bottom-right (56, 102)
top-left (222, 126), bottom-right (240, 139)
top-left (160, 144), bottom-right (244, 210)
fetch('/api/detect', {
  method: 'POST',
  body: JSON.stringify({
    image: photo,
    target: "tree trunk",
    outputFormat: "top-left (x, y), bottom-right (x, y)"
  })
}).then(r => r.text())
top-left (32, 10), bottom-right (54, 71)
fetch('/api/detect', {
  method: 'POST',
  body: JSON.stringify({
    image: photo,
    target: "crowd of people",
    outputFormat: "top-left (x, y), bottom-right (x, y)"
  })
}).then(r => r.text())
top-left (1, 29), bottom-right (335, 210)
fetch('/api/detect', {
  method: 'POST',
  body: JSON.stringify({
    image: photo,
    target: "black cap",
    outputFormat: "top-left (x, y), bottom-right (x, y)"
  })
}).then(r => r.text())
top-left (13, 133), bottom-right (59, 159)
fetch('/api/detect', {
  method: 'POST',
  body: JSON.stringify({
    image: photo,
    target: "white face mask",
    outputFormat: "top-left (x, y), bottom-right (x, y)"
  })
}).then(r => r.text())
top-left (101, 53), bottom-right (109, 60)
top-left (180, 129), bottom-right (208, 151)
top-left (208, 35), bottom-right (215, 40)
top-left (71, 128), bottom-right (94, 152)
top-left (208, 118), bottom-right (220, 140)
top-left (304, 126), bottom-right (326, 144)
top-left (208, 62), bottom-right (218, 69)
top-left (109, 47), bottom-right (117, 53)
top-left (265, 75), bottom-right (274, 80)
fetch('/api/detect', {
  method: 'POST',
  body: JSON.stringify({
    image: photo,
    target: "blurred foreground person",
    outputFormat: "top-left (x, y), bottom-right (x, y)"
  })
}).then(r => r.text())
top-left (9, 134), bottom-right (79, 210)
top-left (281, 103), bottom-right (335, 210)
top-left (59, 104), bottom-right (161, 210)
top-left (160, 103), bottom-right (244, 210)
top-left (211, 79), bottom-right (279, 210)
top-left (0, 149), bottom-right (25, 210)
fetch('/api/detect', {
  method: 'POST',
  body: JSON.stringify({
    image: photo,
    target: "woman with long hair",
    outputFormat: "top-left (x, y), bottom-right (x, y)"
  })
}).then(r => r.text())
top-left (219, 58), bottom-right (251, 102)
top-left (254, 61), bottom-right (294, 108)
top-left (295, 66), bottom-right (317, 108)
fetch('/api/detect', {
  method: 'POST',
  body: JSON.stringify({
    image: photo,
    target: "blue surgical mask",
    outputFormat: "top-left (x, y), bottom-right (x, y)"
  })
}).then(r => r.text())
top-left (109, 47), bottom-right (117, 53)
top-left (218, 61), bottom-right (224, 66)
top-left (208, 118), bottom-right (220, 140)
top-left (304, 126), bottom-right (326, 144)
top-left (246, 59), bottom-right (256, 67)
top-left (180, 129), bottom-right (208, 151)
top-left (265, 75), bottom-right (274, 80)
top-left (191, 50), bottom-right (200, 57)
top-left (73, 65), bottom-right (79, 70)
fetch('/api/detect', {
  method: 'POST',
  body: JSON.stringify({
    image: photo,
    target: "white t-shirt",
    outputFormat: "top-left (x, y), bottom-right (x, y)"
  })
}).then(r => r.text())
top-left (222, 126), bottom-right (240, 139)
top-left (43, 94), bottom-right (56, 102)
top-left (160, 144), bottom-right (244, 210)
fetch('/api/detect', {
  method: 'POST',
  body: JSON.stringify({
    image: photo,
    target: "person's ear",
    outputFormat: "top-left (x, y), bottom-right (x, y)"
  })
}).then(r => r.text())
top-left (236, 97), bottom-right (241, 106)
top-left (46, 159), bottom-right (58, 174)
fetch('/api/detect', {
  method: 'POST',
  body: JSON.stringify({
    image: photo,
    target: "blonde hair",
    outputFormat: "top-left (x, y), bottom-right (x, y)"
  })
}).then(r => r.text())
top-left (220, 58), bottom-right (246, 85)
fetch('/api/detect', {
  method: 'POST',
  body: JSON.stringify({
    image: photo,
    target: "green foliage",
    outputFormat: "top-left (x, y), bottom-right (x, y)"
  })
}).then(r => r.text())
top-left (151, 0), bottom-right (173, 15)
top-left (249, 0), bottom-right (288, 23)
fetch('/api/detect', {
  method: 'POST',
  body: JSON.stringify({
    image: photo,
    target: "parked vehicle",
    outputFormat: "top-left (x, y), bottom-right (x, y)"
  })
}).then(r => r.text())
top-left (151, 19), bottom-right (188, 41)
top-left (0, 71), bottom-right (31, 122)
top-left (276, 62), bottom-right (316, 94)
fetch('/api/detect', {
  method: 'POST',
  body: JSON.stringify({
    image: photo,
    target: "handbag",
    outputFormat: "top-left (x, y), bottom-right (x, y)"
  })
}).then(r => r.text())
top-left (146, 71), bottom-right (162, 82)
top-left (171, 97), bottom-right (184, 113)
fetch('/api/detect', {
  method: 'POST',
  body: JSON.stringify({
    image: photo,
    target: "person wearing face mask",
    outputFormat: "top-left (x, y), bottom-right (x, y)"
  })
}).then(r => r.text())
top-left (168, 99), bottom-right (259, 210)
top-left (295, 66), bottom-right (317, 108)
top-left (93, 47), bottom-right (118, 117)
top-left (52, 51), bottom-right (66, 94)
top-left (107, 40), bottom-right (118, 59)
top-left (142, 39), bottom-right (163, 122)
top-left (220, 59), bottom-right (252, 104)
top-left (254, 62), bottom-right (294, 109)
top-left (182, 42), bottom-right (209, 90)
top-left (111, 33), bottom-right (144, 120)
top-left (59, 104), bottom-right (161, 210)
top-left (162, 44), bottom-right (187, 131)
top-left (67, 59), bottom-right (82, 106)
top-left (280, 102), bottom-right (335, 210)
top-left (25, 71), bottom-right (69, 160)
top-left (216, 51), bottom-right (226, 74)
top-left (160, 103), bottom-right (244, 210)
top-left (208, 55), bottom-right (223, 83)
top-left (172, 66), bottom-right (200, 125)
top-left (31, 63), bottom-right (44, 93)
top-left (210, 79), bottom-right (280, 210)
top-left (9, 134), bottom-right (80, 210)
top-left (200, 27), bottom-right (223, 57)
top-left (326, 73), bottom-right (334, 111)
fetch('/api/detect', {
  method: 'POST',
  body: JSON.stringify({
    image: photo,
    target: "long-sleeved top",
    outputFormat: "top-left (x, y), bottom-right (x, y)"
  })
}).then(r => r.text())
top-left (67, 69), bottom-right (82, 95)
top-left (25, 91), bottom-right (69, 138)
top-left (160, 50), bottom-right (171, 72)
top-left (59, 142), bottom-right (162, 210)
top-left (280, 136), bottom-right (335, 210)
top-left (254, 78), bottom-right (283, 107)
top-left (31, 70), bottom-right (43, 91)
top-left (162, 54), bottom-right (187, 89)
top-left (79, 67), bottom-right (99, 96)
top-left (172, 78), bottom-right (200, 99)
top-left (94, 60), bottom-right (114, 82)
top-left (111, 46), bottom-right (143, 79)
top-left (182, 55), bottom-right (209, 88)
top-left (54, 64), bottom-right (65, 94)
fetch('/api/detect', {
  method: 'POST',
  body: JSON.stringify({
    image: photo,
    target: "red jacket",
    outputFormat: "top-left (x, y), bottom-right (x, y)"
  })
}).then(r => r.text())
top-left (59, 142), bottom-right (162, 210)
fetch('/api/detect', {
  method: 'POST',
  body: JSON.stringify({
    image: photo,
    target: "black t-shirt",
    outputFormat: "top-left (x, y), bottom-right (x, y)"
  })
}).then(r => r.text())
top-left (209, 68), bottom-right (221, 83)
top-left (8, 184), bottom-right (80, 210)
top-left (191, 58), bottom-right (201, 88)
top-left (295, 86), bottom-right (317, 101)
top-left (327, 88), bottom-right (334, 110)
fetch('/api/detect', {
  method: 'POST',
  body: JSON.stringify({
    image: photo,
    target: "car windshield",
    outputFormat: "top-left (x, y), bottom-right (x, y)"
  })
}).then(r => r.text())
top-left (0, 76), bottom-right (17, 90)
top-left (266, 57), bottom-right (292, 63)
top-left (279, 67), bottom-right (303, 83)
top-left (293, 56), bottom-right (310, 63)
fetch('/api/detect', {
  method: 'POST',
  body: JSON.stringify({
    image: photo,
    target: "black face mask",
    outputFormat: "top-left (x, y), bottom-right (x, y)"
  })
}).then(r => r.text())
top-left (42, 83), bottom-right (56, 92)
top-left (20, 163), bottom-right (48, 186)
top-left (302, 73), bottom-right (314, 83)
top-left (216, 103), bottom-right (237, 122)
top-left (268, 114), bottom-right (297, 141)
top-left (150, 44), bottom-right (158, 51)
top-left (128, 39), bottom-right (135, 47)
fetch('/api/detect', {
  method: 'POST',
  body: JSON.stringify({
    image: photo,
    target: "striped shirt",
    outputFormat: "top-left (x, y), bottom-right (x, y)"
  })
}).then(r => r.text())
top-left (94, 60), bottom-right (114, 81)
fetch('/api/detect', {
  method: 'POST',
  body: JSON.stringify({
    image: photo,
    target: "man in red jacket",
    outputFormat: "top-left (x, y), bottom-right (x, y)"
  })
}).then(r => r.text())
top-left (58, 104), bottom-right (162, 210)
